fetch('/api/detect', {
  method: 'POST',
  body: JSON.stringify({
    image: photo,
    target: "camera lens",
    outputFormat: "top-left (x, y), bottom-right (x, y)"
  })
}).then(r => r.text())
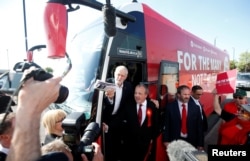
top-left (55, 85), bottom-right (69, 104)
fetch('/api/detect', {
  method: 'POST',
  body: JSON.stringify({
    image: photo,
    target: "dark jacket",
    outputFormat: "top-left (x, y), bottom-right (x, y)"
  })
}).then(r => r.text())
top-left (122, 99), bottom-right (160, 161)
top-left (43, 134), bottom-right (61, 145)
top-left (102, 80), bottom-right (134, 130)
top-left (102, 80), bottom-right (134, 161)
top-left (162, 99), bottom-right (204, 147)
top-left (189, 97), bottom-right (208, 132)
top-left (0, 151), bottom-right (6, 161)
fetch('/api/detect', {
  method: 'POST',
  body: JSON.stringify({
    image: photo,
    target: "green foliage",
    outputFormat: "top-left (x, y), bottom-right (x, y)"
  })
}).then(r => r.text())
top-left (237, 51), bottom-right (250, 72)
top-left (230, 60), bottom-right (237, 70)
top-left (44, 67), bottom-right (53, 73)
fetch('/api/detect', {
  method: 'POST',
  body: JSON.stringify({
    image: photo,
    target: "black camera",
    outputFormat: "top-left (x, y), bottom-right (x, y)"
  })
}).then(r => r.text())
top-left (62, 112), bottom-right (100, 161)
top-left (21, 68), bottom-right (69, 103)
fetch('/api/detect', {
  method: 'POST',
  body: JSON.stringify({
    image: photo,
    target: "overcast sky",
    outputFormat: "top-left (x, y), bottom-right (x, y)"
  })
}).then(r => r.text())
top-left (0, 0), bottom-right (249, 69)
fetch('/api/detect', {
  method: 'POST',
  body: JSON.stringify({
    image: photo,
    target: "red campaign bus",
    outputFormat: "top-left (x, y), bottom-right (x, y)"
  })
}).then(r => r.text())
top-left (43, 0), bottom-right (230, 160)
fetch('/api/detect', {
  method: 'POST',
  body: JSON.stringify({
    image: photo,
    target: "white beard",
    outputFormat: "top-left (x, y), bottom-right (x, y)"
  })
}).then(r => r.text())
top-left (167, 139), bottom-right (196, 161)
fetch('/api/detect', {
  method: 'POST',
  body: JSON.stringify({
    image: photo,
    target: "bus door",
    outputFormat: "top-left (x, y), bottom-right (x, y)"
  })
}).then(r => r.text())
top-left (155, 60), bottom-right (179, 161)
top-left (158, 60), bottom-right (179, 108)
top-left (106, 60), bottom-right (144, 88)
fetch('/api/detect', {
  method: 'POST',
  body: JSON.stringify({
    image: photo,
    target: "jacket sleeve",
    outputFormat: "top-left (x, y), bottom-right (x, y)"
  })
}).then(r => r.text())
top-left (162, 103), bottom-right (171, 142)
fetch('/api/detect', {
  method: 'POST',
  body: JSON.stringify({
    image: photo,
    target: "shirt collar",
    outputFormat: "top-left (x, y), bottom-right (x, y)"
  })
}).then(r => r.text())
top-left (115, 83), bottom-right (123, 88)
top-left (138, 100), bottom-right (147, 107)
top-left (191, 96), bottom-right (199, 102)
top-left (178, 100), bottom-right (187, 106)
top-left (0, 144), bottom-right (9, 154)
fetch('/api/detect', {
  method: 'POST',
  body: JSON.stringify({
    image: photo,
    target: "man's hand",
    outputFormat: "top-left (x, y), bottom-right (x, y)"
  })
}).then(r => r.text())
top-left (151, 99), bottom-right (159, 109)
top-left (81, 143), bottom-right (104, 161)
top-left (105, 89), bottom-right (115, 99)
top-left (7, 67), bottom-right (63, 161)
top-left (102, 122), bottom-right (109, 133)
top-left (18, 68), bottom-right (62, 114)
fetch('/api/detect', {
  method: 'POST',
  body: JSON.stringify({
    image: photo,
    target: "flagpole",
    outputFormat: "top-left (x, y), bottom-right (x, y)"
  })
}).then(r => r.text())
top-left (23, 0), bottom-right (28, 51)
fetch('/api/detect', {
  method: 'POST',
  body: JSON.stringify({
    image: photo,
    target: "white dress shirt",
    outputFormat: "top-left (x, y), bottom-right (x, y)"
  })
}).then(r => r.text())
top-left (0, 144), bottom-right (9, 155)
top-left (112, 84), bottom-right (123, 115)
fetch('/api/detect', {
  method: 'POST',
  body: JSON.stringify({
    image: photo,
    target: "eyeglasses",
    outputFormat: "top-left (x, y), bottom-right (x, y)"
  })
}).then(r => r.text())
top-left (56, 117), bottom-right (65, 123)
top-left (233, 96), bottom-right (244, 100)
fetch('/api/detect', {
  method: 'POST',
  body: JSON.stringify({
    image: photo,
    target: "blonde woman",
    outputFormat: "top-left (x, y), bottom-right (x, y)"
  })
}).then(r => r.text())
top-left (42, 109), bottom-right (67, 145)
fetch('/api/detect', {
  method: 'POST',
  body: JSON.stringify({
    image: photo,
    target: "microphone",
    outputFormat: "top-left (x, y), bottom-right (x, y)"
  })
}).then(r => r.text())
top-left (167, 139), bottom-right (197, 161)
top-left (102, 0), bottom-right (116, 37)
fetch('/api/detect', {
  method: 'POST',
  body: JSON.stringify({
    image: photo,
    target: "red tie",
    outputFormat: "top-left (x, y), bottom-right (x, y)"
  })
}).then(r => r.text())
top-left (181, 103), bottom-right (187, 134)
top-left (138, 104), bottom-right (142, 125)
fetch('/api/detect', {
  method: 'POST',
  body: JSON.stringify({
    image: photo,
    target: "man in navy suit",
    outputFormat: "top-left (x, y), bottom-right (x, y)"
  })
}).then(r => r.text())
top-left (162, 85), bottom-right (204, 151)
top-left (122, 84), bottom-right (160, 161)
top-left (102, 65), bottom-right (134, 161)
top-left (190, 85), bottom-right (208, 132)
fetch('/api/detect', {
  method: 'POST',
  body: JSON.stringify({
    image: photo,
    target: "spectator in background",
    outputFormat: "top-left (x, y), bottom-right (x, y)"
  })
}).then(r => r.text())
top-left (189, 85), bottom-right (208, 132)
top-left (163, 85), bottom-right (204, 151)
top-left (122, 84), bottom-right (160, 161)
top-left (217, 88), bottom-right (247, 143)
top-left (0, 112), bottom-right (15, 161)
top-left (102, 65), bottom-right (134, 161)
top-left (213, 89), bottom-right (250, 145)
top-left (42, 109), bottom-right (67, 145)
top-left (223, 88), bottom-right (248, 115)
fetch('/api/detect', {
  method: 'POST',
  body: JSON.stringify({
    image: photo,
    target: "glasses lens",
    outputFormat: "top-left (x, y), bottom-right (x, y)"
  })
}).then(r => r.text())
top-left (233, 96), bottom-right (243, 99)
top-left (56, 117), bottom-right (65, 123)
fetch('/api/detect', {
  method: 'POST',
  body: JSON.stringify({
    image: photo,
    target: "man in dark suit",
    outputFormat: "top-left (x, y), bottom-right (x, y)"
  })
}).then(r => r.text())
top-left (122, 84), bottom-right (160, 161)
top-left (190, 85), bottom-right (208, 132)
top-left (0, 112), bottom-right (15, 161)
top-left (162, 85), bottom-right (204, 151)
top-left (102, 65), bottom-right (134, 161)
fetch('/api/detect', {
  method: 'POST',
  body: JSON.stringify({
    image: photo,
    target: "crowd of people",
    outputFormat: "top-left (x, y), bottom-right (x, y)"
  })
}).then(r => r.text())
top-left (0, 65), bottom-right (249, 161)
top-left (0, 68), bottom-right (103, 161)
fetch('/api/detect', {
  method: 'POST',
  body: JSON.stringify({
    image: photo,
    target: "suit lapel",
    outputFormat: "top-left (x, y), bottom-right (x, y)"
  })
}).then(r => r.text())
top-left (174, 100), bottom-right (182, 120)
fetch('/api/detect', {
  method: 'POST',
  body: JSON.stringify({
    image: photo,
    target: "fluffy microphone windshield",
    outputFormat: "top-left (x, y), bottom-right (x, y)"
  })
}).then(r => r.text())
top-left (167, 140), bottom-right (196, 161)
top-left (102, 1), bottom-right (116, 37)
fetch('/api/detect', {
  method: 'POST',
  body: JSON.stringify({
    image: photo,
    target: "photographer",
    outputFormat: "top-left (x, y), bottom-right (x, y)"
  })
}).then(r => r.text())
top-left (42, 109), bottom-right (67, 145)
top-left (6, 67), bottom-right (62, 161)
top-left (41, 139), bottom-right (103, 161)
top-left (5, 68), bottom-right (103, 161)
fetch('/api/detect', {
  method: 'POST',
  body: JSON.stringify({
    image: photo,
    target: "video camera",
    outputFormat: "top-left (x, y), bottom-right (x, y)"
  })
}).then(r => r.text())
top-left (62, 112), bottom-right (100, 161)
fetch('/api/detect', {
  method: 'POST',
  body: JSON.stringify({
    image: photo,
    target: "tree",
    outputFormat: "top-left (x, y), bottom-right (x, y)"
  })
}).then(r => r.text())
top-left (230, 60), bottom-right (237, 70)
top-left (237, 51), bottom-right (250, 72)
top-left (45, 67), bottom-right (53, 73)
